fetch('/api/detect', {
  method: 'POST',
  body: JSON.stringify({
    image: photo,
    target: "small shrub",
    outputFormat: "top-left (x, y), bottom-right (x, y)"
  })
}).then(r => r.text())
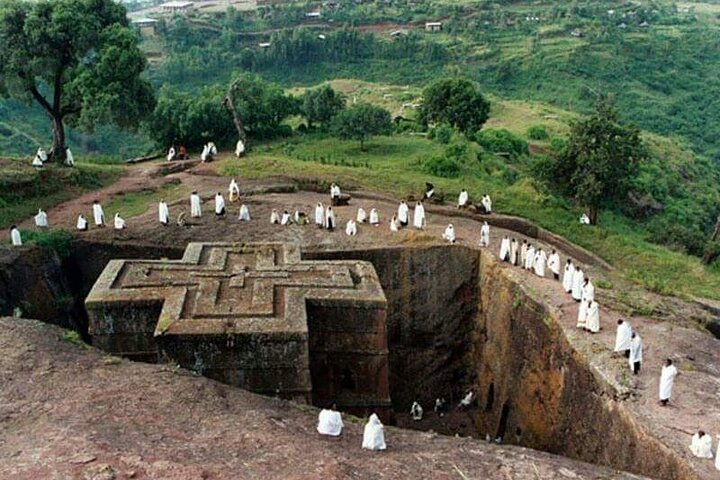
top-left (433, 123), bottom-right (454, 144)
top-left (595, 279), bottom-right (614, 290)
top-left (527, 124), bottom-right (549, 140)
top-left (421, 155), bottom-right (460, 178)
top-left (20, 229), bottom-right (73, 260)
top-left (475, 128), bottom-right (529, 160)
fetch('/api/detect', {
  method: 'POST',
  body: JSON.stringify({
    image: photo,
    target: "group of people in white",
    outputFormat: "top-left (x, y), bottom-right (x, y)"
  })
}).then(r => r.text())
top-left (31, 146), bottom-right (74, 168)
top-left (166, 140), bottom-right (245, 163)
top-left (316, 403), bottom-right (386, 451)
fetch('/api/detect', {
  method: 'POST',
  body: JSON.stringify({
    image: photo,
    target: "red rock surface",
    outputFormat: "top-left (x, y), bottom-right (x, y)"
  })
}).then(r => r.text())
top-left (0, 318), bottom-right (644, 480)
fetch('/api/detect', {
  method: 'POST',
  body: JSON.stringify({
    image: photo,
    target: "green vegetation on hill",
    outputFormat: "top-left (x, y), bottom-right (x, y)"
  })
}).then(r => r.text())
top-left (0, 158), bottom-right (121, 229)
top-left (218, 131), bottom-right (720, 301)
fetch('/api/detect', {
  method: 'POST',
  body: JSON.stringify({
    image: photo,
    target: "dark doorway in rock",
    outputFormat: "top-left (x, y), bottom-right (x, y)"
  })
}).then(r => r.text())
top-left (496, 402), bottom-right (510, 440)
top-left (485, 383), bottom-right (495, 412)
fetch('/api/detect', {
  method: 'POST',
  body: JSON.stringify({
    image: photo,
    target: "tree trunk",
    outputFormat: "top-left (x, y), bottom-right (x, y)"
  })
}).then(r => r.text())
top-left (223, 81), bottom-right (247, 145)
top-left (51, 115), bottom-right (67, 163)
top-left (588, 206), bottom-right (598, 225)
top-left (702, 216), bottom-right (720, 265)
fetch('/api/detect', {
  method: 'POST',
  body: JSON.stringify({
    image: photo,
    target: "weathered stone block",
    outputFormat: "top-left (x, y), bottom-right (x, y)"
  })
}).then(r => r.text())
top-left (85, 242), bottom-right (390, 414)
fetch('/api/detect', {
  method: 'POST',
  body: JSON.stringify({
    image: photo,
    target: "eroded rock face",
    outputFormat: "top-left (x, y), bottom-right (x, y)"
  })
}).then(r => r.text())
top-left (472, 252), bottom-right (695, 480)
top-left (0, 318), bottom-right (645, 480)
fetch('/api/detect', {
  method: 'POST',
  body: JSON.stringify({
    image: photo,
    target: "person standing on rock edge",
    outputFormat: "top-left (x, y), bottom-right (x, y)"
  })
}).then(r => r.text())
top-left (9, 225), bottom-right (22, 246)
top-left (499, 236), bottom-right (510, 262)
top-left (547, 249), bottom-right (561, 281)
top-left (480, 222), bottom-right (490, 248)
top-left (510, 238), bottom-right (518, 265)
top-left (563, 259), bottom-right (574, 293)
top-left (158, 200), bottom-right (169, 226)
top-left (190, 192), bottom-right (202, 218)
top-left (659, 358), bottom-right (679, 406)
top-left (629, 333), bottom-right (643, 376)
top-left (92, 200), bottom-right (105, 227)
top-left (214, 192), bottom-right (226, 217)
top-left (614, 319), bottom-right (632, 358)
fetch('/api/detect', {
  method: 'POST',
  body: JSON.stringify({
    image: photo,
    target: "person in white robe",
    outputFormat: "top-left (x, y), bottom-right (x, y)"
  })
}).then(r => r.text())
top-left (481, 194), bottom-right (492, 214)
top-left (280, 210), bottom-right (292, 225)
top-left (411, 400), bottom-right (423, 421)
top-left (571, 267), bottom-right (584, 301)
top-left (480, 222), bottom-right (490, 247)
top-left (158, 200), bottom-right (169, 226)
top-left (317, 404), bottom-right (343, 436)
top-left (510, 238), bottom-right (518, 265)
top-left (581, 278), bottom-right (595, 303)
top-left (520, 241), bottom-right (528, 266)
top-left (37, 147), bottom-right (48, 163)
top-left (524, 244), bottom-right (536, 270)
top-left (209, 142), bottom-right (217, 157)
top-left (547, 250), bottom-right (561, 280)
top-left (577, 299), bottom-right (588, 329)
top-left (214, 193), bottom-right (226, 216)
top-left (167, 146), bottom-right (176, 162)
top-left (357, 207), bottom-right (367, 223)
top-left (10, 226), bottom-right (22, 246)
top-left (235, 139), bottom-right (245, 158)
top-left (369, 208), bottom-right (379, 226)
top-left (362, 414), bottom-right (386, 451)
top-left (228, 179), bottom-right (240, 202)
top-left (65, 148), bottom-right (74, 166)
top-left (629, 332), bottom-right (643, 374)
top-left (325, 206), bottom-right (336, 231)
top-left (32, 154), bottom-right (44, 168)
top-left (390, 216), bottom-right (399, 232)
top-left (499, 236), bottom-right (510, 262)
top-left (690, 431), bottom-right (714, 459)
top-left (76, 214), bottom-right (88, 231)
top-left (459, 390), bottom-right (474, 409)
top-left (114, 213), bottom-right (126, 230)
top-left (458, 189), bottom-right (468, 208)
top-left (200, 144), bottom-right (210, 163)
top-left (579, 213), bottom-right (591, 225)
top-left (92, 200), bottom-right (105, 227)
top-left (238, 204), bottom-right (251, 221)
top-left (398, 201), bottom-right (409, 227)
top-left (345, 219), bottom-right (357, 236)
top-left (424, 182), bottom-right (434, 200)
top-left (533, 248), bottom-right (547, 277)
top-left (659, 359), bottom-right (678, 405)
top-left (442, 224), bottom-right (456, 244)
top-left (614, 319), bottom-right (632, 357)
top-left (314, 203), bottom-right (324, 227)
top-left (330, 183), bottom-right (341, 200)
top-left (270, 209), bottom-right (280, 224)
top-left (34, 209), bottom-right (48, 228)
top-left (563, 259), bottom-right (575, 293)
top-left (585, 300), bottom-right (600, 333)
top-left (715, 435), bottom-right (720, 471)
top-left (413, 201), bottom-right (425, 229)
top-left (190, 192), bottom-right (202, 218)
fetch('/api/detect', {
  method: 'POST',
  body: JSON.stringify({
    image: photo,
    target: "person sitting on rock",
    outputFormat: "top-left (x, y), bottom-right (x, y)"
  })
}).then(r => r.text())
top-left (411, 399), bottom-right (423, 421)
top-left (317, 402), bottom-right (343, 437)
top-left (690, 430), bottom-right (714, 458)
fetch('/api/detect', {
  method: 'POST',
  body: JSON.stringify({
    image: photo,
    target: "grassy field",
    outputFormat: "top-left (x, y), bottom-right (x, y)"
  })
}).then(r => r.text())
top-left (0, 159), bottom-right (122, 229)
top-left (219, 131), bottom-right (720, 301)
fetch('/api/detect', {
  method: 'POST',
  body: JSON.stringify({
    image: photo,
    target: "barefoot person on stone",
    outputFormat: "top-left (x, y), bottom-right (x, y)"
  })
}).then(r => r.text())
top-left (659, 358), bottom-right (678, 406)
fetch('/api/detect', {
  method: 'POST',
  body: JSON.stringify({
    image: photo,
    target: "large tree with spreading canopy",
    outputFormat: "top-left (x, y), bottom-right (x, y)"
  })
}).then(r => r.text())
top-left (536, 99), bottom-right (647, 225)
top-left (0, 0), bottom-right (154, 162)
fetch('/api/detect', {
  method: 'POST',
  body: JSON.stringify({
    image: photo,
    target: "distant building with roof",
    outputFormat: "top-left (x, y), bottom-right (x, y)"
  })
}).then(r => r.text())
top-left (160, 1), bottom-right (194, 14)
